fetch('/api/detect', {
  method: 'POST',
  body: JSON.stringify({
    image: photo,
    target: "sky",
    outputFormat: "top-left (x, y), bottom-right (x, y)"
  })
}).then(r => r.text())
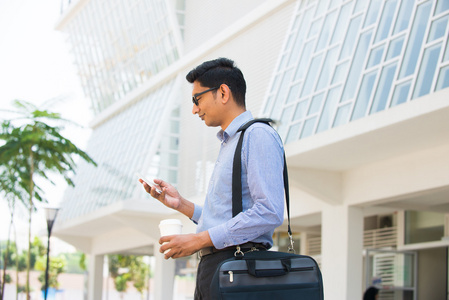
top-left (0, 0), bottom-right (92, 252)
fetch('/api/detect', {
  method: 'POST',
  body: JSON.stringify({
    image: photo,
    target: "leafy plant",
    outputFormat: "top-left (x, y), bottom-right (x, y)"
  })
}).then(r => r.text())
top-left (35, 256), bottom-right (67, 290)
top-left (108, 254), bottom-right (150, 297)
top-left (0, 99), bottom-right (96, 300)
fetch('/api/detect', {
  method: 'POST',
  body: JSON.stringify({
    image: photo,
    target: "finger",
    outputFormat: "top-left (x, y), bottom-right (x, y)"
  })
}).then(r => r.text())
top-left (153, 178), bottom-right (163, 185)
top-left (150, 186), bottom-right (163, 198)
top-left (164, 249), bottom-right (173, 260)
top-left (159, 236), bottom-right (169, 244)
top-left (156, 189), bottom-right (166, 201)
top-left (160, 246), bottom-right (174, 259)
top-left (160, 243), bottom-right (170, 253)
top-left (140, 181), bottom-right (151, 193)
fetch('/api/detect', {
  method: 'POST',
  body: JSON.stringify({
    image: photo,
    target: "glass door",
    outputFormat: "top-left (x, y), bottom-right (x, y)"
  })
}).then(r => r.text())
top-left (365, 249), bottom-right (417, 300)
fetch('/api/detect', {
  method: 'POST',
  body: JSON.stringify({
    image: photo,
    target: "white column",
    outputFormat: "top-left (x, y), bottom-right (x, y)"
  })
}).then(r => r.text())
top-left (397, 210), bottom-right (405, 247)
top-left (300, 232), bottom-right (308, 255)
top-left (87, 254), bottom-right (104, 300)
top-left (154, 253), bottom-right (176, 300)
top-left (321, 205), bottom-right (364, 300)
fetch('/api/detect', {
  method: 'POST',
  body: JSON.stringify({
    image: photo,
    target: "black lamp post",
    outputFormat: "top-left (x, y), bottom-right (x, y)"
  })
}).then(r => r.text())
top-left (43, 207), bottom-right (59, 300)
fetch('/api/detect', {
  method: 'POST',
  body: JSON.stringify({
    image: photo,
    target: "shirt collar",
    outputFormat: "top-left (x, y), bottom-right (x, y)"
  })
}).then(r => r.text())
top-left (217, 111), bottom-right (253, 143)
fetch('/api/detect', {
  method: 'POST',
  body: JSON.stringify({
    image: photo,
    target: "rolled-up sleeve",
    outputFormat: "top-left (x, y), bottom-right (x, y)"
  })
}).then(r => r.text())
top-left (191, 203), bottom-right (202, 225)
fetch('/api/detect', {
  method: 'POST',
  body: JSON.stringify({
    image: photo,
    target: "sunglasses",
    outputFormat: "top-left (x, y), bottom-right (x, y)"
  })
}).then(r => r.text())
top-left (192, 87), bottom-right (219, 106)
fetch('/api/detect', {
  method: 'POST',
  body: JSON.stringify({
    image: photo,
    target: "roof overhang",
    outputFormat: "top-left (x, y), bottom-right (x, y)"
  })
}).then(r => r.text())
top-left (52, 198), bottom-right (195, 254)
top-left (285, 88), bottom-right (449, 213)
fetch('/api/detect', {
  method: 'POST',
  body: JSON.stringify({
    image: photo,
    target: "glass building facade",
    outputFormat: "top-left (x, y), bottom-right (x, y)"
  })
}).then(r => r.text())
top-left (58, 78), bottom-right (181, 221)
top-left (57, 0), bottom-right (184, 222)
top-left (264, 0), bottom-right (449, 143)
top-left (62, 0), bottom-right (184, 114)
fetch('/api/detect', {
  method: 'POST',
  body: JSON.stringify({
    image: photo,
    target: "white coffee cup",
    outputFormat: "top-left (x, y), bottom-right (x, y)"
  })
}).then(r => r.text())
top-left (159, 219), bottom-right (182, 255)
top-left (159, 219), bottom-right (183, 237)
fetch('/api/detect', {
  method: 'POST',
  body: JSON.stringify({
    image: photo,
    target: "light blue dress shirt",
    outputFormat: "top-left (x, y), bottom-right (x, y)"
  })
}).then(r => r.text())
top-left (191, 111), bottom-right (285, 249)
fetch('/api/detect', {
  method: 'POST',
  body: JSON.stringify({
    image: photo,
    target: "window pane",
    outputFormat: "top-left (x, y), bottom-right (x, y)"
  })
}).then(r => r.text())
top-left (308, 18), bottom-right (322, 38)
top-left (412, 44), bottom-right (441, 99)
top-left (168, 153), bottom-right (178, 167)
top-left (278, 52), bottom-right (289, 70)
top-left (315, 0), bottom-right (330, 17)
top-left (271, 73), bottom-right (282, 93)
top-left (386, 36), bottom-right (405, 60)
top-left (405, 211), bottom-right (444, 244)
top-left (340, 16), bottom-right (362, 60)
top-left (293, 99), bottom-right (309, 121)
top-left (270, 97), bottom-right (283, 121)
top-left (435, 65), bottom-right (449, 91)
top-left (399, 1), bottom-right (432, 78)
top-left (427, 15), bottom-right (449, 42)
top-left (301, 53), bottom-right (323, 97)
top-left (316, 10), bottom-right (337, 51)
top-left (286, 83), bottom-right (301, 104)
top-left (370, 63), bottom-right (397, 114)
top-left (367, 45), bottom-right (385, 68)
top-left (435, 0), bottom-right (449, 15)
top-left (342, 30), bottom-right (373, 102)
top-left (364, 0), bottom-right (382, 27)
top-left (288, 11), bottom-right (312, 65)
top-left (354, 0), bottom-right (368, 14)
top-left (263, 94), bottom-right (276, 115)
top-left (168, 169), bottom-right (178, 184)
top-left (317, 86), bottom-right (341, 132)
top-left (333, 103), bottom-right (352, 127)
top-left (285, 122), bottom-right (302, 144)
top-left (351, 71), bottom-right (377, 121)
top-left (277, 68), bottom-right (295, 105)
top-left (169, 136), bottom-right (179, 149)
top-left (375, 0), bottom-right (398, 43)
top-left (332, 62), bottom-right (349, 85)
top-left (300, 117), bottom-right (318, 138)
top-left (309, 93), bottom-right (324, 115)
top-left (390, 80), bottom-right (411, 107)
top-left (330, 2), bottom-right (352, 45)
top-left (278, 105), bottom-right (295, 138)
top-left (316, 47), bottom-right (339, 90)
top-left (294, 41), bottom-right (314, 81)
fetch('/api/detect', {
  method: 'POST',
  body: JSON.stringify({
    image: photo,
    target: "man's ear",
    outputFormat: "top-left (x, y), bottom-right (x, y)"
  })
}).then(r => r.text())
top-left (219, 84), bottom-right (231, 104)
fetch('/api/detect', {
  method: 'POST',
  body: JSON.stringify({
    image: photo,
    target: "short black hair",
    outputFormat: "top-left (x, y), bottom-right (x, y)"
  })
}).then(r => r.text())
top-left (363, 287), bottom-right (379, 300)
top-left (186, 57), bottom-right (246, 107)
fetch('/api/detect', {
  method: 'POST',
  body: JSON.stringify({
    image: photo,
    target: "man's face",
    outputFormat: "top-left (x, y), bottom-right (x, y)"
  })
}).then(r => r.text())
top-left (191, 81), bottom-right (222, 127)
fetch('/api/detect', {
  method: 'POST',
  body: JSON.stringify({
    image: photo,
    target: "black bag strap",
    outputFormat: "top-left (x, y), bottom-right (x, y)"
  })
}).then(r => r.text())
top-left (232, 118), bottom-right (294, 252)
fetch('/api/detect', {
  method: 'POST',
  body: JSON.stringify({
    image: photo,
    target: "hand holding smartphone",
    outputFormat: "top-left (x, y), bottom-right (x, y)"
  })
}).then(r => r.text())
top-left (136, 173), bottom-right (162, 194)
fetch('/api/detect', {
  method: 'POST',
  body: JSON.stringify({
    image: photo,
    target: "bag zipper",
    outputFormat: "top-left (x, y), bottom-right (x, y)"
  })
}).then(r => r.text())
top-left (224, 266), bottom-right (315, 282)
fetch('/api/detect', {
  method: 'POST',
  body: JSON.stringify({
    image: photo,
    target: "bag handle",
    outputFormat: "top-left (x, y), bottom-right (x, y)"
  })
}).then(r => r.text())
top-left (246, 258), bottom-right (292, 277)
top-left (232, 118), bottom-right (294, 253)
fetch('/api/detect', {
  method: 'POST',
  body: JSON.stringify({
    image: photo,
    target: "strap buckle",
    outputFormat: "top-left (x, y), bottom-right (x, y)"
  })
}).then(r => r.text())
top-left (288, 232), bottom-right (295, 253)
top-left (234, 245), bottom-right (244, 257)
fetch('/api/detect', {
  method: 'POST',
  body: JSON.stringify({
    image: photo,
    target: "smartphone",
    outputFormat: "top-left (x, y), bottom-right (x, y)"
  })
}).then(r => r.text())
top-left (136, 173), bottom-right (162, 194)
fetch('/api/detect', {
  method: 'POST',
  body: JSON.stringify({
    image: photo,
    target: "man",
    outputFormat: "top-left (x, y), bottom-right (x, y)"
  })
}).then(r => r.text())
top-left (140, 57), bottom-right (285, 299)
top-left (363, 287), bottom-right (379, 300)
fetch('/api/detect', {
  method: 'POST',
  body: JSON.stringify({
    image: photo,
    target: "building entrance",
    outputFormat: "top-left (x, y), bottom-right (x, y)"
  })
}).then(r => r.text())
top-left (365, 249), bottom-right (417, 300)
